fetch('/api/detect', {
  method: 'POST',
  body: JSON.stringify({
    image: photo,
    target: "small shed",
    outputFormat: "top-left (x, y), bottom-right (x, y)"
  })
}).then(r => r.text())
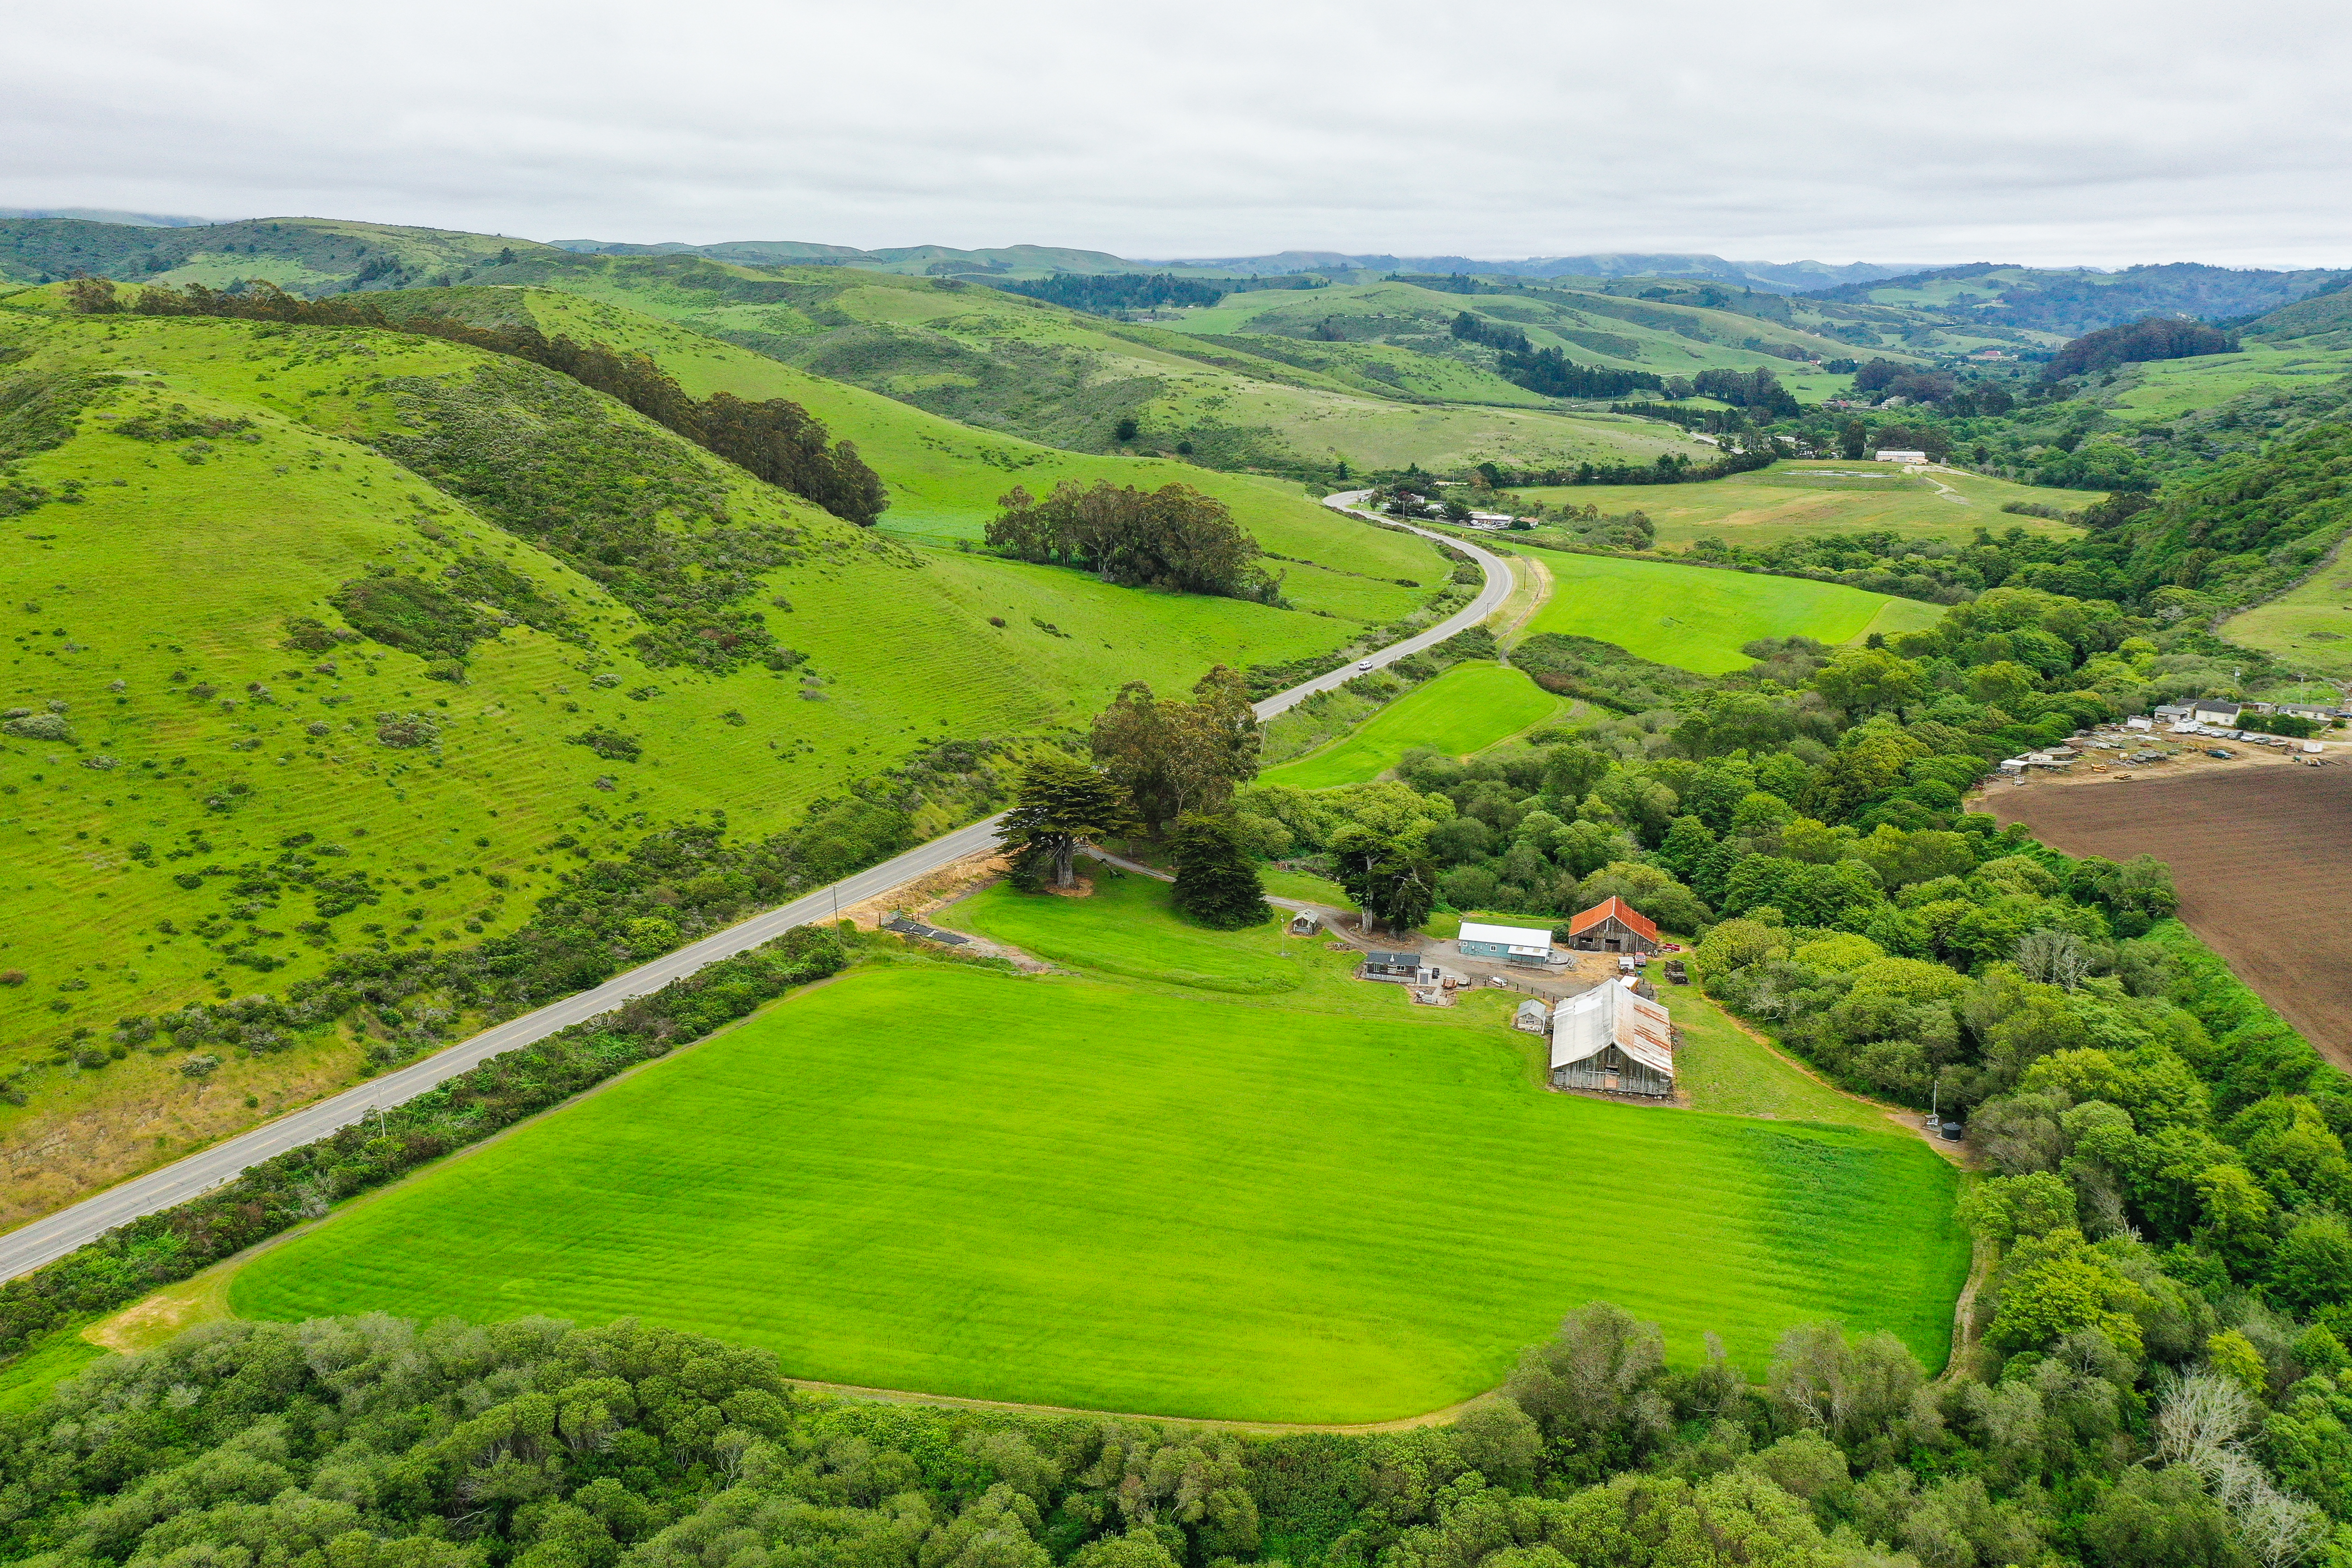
top-left (1458, 921), bottom-right (1556, 964)
top-left (1361, 950), bottom-right (1431, 983)
top-left (1512, 998), bottom-right (1551, 1034)
top-left (1563, 896), bottom-right (1661, 955)
top-left (1550, 980), bottom-right (1675, 1097)
top-left (1287, 910), bottom-right (1321, 936)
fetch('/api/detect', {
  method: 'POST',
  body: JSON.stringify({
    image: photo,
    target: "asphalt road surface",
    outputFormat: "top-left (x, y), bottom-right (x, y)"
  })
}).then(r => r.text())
top-left (0, 496), bottom-right (1511, 1282)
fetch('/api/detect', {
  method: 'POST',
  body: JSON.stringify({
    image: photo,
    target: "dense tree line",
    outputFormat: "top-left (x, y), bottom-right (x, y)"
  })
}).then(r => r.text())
top-left (1692, 366), bottom-right (1800, 417)
top-left (995, 273), bottom-right (1226, 314)
top-left (2048, 318), bottom-right (2239, 381)
top-left (984, 481), bottom-right (1281, 600)
top-left (69, 279), bottom-right (887, 525)
top-left (1449, 310), bottom-right (1533, 352)
top-left (1495, 346), bottom-right (1666, 399)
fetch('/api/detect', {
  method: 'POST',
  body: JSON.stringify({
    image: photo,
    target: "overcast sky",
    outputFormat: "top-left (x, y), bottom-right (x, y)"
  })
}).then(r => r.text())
top-left (6, 0), bottom-right (2349, 267)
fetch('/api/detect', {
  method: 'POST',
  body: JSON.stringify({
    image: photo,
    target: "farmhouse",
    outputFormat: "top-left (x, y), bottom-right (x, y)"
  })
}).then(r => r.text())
top-left (1360, 950), bottom-right (1438, 984)
top-left (1551, 980), bottom-right (1676, 1097)
top-left (1457, 921), bottom-right (1556, 964)
top-left (1563, 896), bottom-right (1661, 954)
top-left (2189, 699), bottom-right (2244, 725)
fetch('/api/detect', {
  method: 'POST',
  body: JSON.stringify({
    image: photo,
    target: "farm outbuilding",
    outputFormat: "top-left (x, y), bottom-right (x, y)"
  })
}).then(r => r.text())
top-left (1551, 980), bottom-right (1675, 1097)
top-left (1564, 896), bottom-right (1660, 955)
top-left (1457, 922), bottom-right (1556, 964)
top-left (1360, 951), bottom-right (1437, 984)
top-left (1513, 998), bottom-right (1551, 1034)
top-left (1287, 910), bottom-right (1321, 936)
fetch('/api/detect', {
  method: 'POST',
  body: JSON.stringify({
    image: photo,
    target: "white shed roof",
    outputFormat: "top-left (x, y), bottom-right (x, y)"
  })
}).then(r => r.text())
top-left (1550, 981), bottom-right (1674, 1076)
top-left (1459, 921), bottom-right (1553, 949)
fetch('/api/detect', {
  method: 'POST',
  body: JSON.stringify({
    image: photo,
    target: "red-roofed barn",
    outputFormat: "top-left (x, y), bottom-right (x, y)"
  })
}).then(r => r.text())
top-left (1564, 896), bottom-right (1661, 955)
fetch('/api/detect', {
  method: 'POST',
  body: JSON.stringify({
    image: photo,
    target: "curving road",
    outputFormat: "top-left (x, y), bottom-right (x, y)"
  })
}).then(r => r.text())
top-left (0, 497), bottom-right (1510, 1283)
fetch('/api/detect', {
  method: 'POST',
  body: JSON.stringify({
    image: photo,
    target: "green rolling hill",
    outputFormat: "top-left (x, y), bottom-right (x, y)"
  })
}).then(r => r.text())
top-left (0, 283), bottom-right (1449, 1224)
top-left (474, 252), bottom-right (1713, 477)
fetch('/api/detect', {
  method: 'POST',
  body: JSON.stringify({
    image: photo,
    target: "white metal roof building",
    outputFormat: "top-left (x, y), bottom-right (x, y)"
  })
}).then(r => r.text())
top-left (1457, 921), bottom-right (1556, 963)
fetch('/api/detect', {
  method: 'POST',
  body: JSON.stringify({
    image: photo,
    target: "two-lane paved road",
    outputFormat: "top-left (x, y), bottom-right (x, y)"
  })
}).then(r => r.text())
top-left (0, 496), bottom-right (1510, 1282)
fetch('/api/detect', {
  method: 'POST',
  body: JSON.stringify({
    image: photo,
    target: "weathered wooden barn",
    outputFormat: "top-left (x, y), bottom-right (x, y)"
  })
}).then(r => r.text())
top-left (1563, 896), bottom-right (1661, 955)
top-left (1549, 979), bottom-right (1675, 1097)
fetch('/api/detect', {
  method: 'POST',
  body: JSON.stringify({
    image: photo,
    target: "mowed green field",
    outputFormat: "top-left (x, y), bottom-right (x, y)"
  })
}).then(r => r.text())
top-left (230, 873), bottom-right (1970, 1423)
top-left (1515, 461), bottom-right (2101, 552)
top-left (1260, 663), bottom-right (1564, 789)
top-left (1513, 547), bottom-right (1942, 674)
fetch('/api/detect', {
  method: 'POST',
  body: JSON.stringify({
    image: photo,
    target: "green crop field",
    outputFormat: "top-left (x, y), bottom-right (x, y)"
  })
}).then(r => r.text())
top-left (2218, 548), bottom-right (2352, 678)
top-left (229, 871), bottom-right (1969, 1423)
top-left (0, 293), bottom-right (1451, 1223)
top-left (1513, 461), bottom-right (2100, 552)
top-left (1260, 663), bottom-right (1564, 789)
top-left (1512, 547), bottom-right (1942, 674)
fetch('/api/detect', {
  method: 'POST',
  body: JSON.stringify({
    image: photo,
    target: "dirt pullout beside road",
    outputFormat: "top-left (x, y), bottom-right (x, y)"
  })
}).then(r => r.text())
top-left (1982, 765), bottom-right (2352, 1070)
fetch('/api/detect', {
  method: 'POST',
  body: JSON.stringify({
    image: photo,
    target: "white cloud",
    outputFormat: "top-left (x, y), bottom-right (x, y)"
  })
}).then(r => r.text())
top-left (4, 0), bottom-right (2348, 266)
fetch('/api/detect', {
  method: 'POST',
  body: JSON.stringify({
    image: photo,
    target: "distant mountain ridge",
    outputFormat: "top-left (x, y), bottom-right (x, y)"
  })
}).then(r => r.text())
top-left (1802, 261), bottom-right (2352, 335)
top-left (545, 237), bottom-right (1921, 292)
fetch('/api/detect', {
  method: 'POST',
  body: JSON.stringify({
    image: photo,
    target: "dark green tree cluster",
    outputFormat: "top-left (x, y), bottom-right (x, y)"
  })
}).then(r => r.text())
top-left (996, 272), bottom-right (1225, 314)
top-left (1692, 367), bottom-right (1801, 417)
top-left (1448, 310), bottom-right (1532, 353)
top-left (985, 482), bottom-right (1279, 601)
top-left (1493, 345), bottom-right (1665, 400)
top-left (12, 1295), bottom-right (2351, 1568)
top-left (998, 755), bottom-right (1139, 890)
top-left (2048, 317), bottom-right (2238, 381)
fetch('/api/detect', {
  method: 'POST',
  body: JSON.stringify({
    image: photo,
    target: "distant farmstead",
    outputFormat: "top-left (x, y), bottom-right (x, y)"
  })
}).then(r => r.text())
top-left (1550, 980), bottom-right (1676, 1097)
top-left (1563, 896), bottom-right (1660, 955)
top-left (1871, 449), bottom-right (1929, 464)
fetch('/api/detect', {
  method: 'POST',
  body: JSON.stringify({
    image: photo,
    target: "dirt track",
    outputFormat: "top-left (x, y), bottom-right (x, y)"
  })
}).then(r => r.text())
top-left (1981, 765), bottom-right (2352, 1070)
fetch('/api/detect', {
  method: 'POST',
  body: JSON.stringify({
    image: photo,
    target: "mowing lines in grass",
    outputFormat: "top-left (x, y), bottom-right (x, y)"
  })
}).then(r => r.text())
top-left (232, 883), bottom-right (1969, 1424)
top-left (1260, 663), bottom-right (1564, 790)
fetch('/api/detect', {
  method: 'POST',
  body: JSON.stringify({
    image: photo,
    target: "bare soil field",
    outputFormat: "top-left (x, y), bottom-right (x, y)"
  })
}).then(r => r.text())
top-left (1981, 763), bottom-right (2352, 1069)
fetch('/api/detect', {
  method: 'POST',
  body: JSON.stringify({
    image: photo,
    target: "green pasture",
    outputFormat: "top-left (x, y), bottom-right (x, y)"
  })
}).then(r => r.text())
top-left (1514, 461), bottom-right (2098, 552)
top-left (2219, 545), bottom-right (2352, 679)
top-left (1259, 663), bottom-right (1564, 789)
top-left (230, 872), bottom-right (1970, 1423)
top-left (2108, 341), bottom-right (2352, 423)
top-left (1510, 546), bottom-right (1940, 674)
top-left (0, 302), bottom-right (1407, 1180)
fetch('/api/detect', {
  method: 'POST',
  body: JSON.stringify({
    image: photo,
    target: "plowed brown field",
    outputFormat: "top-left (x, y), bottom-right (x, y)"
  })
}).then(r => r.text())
top-left (1982, 766), bottom-right (2352, 1070)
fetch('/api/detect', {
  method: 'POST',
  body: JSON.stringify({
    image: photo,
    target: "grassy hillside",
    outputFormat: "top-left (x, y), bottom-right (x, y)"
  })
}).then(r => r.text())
top-left (1161, 278), bottom-right (1878, 402)
top-left (229, 876), bottom-right (1969, 1422)
top-left (0, 294), bottom-right (1436, 1224)
top-left (1511, 547), bottom-right (1940, 674)
top-left (1514, 460), bottom-right (2103, 551)
top-left (362, 286), bottom-right (1445, 589)
top-left (470, 255), bottom-right (1712, 477)
top-left (2218, 545), bottom-right (2352, 678)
